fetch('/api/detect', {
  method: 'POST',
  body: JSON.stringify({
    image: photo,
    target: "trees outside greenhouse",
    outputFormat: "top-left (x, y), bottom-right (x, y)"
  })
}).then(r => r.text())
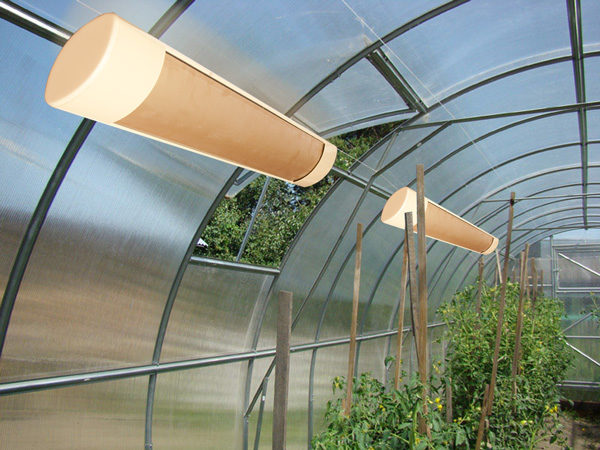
top-left (0, 1), bottom-right (599, 449)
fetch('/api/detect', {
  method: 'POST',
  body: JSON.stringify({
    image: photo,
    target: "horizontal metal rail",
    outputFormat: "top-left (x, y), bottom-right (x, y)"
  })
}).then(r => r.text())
top-left (0, 323), bottom-right (446, 397)
top-left (0, 0), bottom-right (71, 45)
top-left (566, 335), bottom-right (600, 340)
top-left (189, 256), bottom-right (280, 276)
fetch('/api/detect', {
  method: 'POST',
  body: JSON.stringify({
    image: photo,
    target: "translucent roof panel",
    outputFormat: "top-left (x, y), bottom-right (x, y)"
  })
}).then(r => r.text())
top-left (12, 0), bottom-right (172, 32)
top-left (584, 56), bottom-right (600, 101)
top-left (413, 61), bottom-right (577, 123)
top-left (0, 21), bottom-right (80, 296)
top-left (582, 0), bottom-right (600, 52)
top-left (293, 59), bottom-right (409, 134)
top-left (383, 0), bottom-right (571, 105)
top-left (586, 109), bottom-right (600, 141)
top-left (158, 1), bottom-right (445, 114)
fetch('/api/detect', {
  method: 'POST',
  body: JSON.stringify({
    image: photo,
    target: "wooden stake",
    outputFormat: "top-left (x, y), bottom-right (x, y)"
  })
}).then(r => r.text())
top-left (344, 223), bottom-right (363, 417)
top-left (444, 342), bottom-right (453, 423)
top-left (539, 270), bottom-right (544, 298)
top-left (495, 249), bottom-right (502, 287)
top-left (416, 164), bottom-right (430, 437)
top-left (273, 291), bottom-right (292, 450)
top-left (394, 243), bottom-right (409, 390)
top-left (531, 258), bottom-right (538, 312)
top-left (511, 249), bottom-right (527, 400)
top-left (475, 192), bottom-right (515, 450)
top-left (405, 213), bottom-right (420, 364)
top-left (475, 256), bottom-right (484, 314)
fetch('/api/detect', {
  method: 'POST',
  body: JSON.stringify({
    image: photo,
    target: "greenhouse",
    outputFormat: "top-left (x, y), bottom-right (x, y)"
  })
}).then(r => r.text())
top-left (0, 0), bottom-right (599, 448)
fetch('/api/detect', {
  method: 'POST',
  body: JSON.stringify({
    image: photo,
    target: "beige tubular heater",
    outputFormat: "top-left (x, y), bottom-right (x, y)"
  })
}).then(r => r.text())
top-left (381, 187), bottom-right (498, 255)
top-left (45, 13), bottom-right (336, 187)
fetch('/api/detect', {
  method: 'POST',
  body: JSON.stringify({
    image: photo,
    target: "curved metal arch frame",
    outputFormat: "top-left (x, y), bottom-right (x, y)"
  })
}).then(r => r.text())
top-left (424, 179), bottom-right (600, 296)
top-left (298, 120), bottom-right (598, 357)
top-left (439, 200), bottom-right (600, 299)
top-left (426, 182), bottom-right (600, 295)
top-left (426, 163), bottom-right (598, 293)
top-left (477, 206), bottom-right (600, 281)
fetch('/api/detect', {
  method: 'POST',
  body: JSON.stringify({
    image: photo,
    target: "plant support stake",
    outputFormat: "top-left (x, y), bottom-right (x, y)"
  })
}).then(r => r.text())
top-left (344, 223), bottom-right (363, 416)
top-left (272, 291), bottom-right (292, 450)
top-left (475, 192), bottom-right (515, 450)
top-left (394, 243), bottom-right (409, 390)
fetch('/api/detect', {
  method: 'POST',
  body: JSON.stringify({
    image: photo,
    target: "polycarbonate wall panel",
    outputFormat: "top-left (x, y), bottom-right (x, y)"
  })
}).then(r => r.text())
top-left (0, 22), bottom-right (79, 296)
top-left (1, 124), bottom-right (235, 381)
top-left (311, 345), bottom-right (350, 436)
top-left (153, 363), bottom-right (245, 449)
top-left (385, 0), bottom-right (570, 105)
top-left (0, 377), bottom-right (146, 449)
top-left (295, 59), bottom-right (408, 133)
top-left (249, 351), bottom-right (311, 449)
top-left (257, 182), bottom-right (364, 349)
top-left (356, 338), bottom-right (386, 380)
top-left (161, 264), bottom-right (274, 362)
top-left (12, 0), bottom-right (171, 32)
top-left (418, 62), bottom-right (577, 123)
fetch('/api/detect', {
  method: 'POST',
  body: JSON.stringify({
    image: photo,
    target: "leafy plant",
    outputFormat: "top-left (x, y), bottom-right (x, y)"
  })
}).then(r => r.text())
top-left (312, 372), bottom-right (455, 449)
top-left (439, 281), bottom-right (572, 448)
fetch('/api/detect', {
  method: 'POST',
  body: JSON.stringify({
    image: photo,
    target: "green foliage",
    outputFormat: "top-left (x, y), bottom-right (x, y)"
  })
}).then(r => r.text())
top-left (440, 281), bottom-right (572, 448)
top-left (312, 373), bottom-right (454, 449)
top-left (312, 282), bottom-right (571, 449)
top-left (196, 123), bottom-right (398, 266)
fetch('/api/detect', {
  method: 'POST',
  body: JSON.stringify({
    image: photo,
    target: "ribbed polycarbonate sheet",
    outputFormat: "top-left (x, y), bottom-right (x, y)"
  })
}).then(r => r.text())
top-left (585, 57), bottom-right (600, 101)
top-left (291, 192), bottom-right (386, 342)
top-left (157, 0), bottom-right (446, 115)
top-left (0, 376), bottom-right (147, 449)
top-left (582, 0), bottom-right (600, 51)
top-left (295, 59), bottom-right (408, 134)
top-left (356, 337), bottom-right (386, 380)
top-left (311, 345), bottom-right (350, 436)
top-left (152, 363), bottom-right (245, 449)
top-left (12, 0), bottom-right (172, 33)
top-left (160, 263), bottom-right (274, 362)
top-left (0, 22), bottom-right (79, 297)
top-left (318, 215), bottom-right (401, 339)
top-left (384, 0), bottom-right (571, 106)
top-left (248, 351), bottom-right (311, 449)
top-left (0, 123), bottom-right (235, 381)
top-left (256, 181), bottom-right (365, 349)
top-left (415, 61), bottom-right (577, 124)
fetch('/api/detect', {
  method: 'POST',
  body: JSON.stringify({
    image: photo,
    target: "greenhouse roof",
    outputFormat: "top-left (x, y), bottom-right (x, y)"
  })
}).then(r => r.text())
top-left (0, 0), bottom-right (598, 448)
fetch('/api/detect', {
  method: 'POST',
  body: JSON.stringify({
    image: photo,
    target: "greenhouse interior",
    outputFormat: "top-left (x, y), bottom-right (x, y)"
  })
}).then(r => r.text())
top-left (1, 0), bottom-right (599, 448)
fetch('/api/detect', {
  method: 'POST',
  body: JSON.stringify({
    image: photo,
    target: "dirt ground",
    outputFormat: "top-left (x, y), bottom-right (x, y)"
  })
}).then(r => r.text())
top-left (540, 408), bottom-right (600, 449)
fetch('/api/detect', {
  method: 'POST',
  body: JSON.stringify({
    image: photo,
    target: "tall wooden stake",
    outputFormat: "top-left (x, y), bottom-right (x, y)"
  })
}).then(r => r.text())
top-left (344, 223), bottom-right (363, 417)
top-left (475, 192), bottom-right (515, 450)
top-left (394, 243), bottom-right (409, 390)
top-left (531, 258), bottom-right (538, 312)
top-left (539, 270), bottom-right (544, 298)
top-left (494, 249), bottom-right (502, 287)
top-left (511, 248), bottom-right (527, 400)
top-left (273, 291), bottom-right (292, 450)
top-left (416, 164), bottom-right (430, 437)
top-left (475, 256), bottom-right (484, 314)
top-left (405, 213), bottom-right (420, 364)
